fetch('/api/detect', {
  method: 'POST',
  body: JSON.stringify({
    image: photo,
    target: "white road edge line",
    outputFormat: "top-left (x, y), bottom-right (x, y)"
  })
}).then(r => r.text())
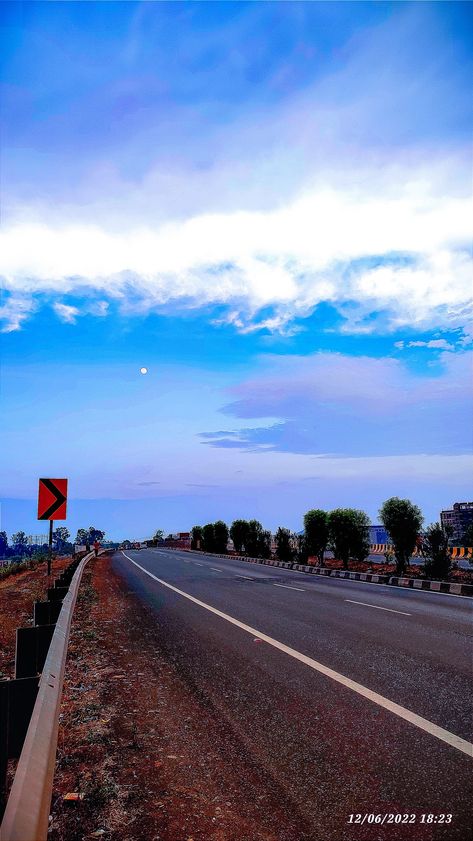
top-left (121, 553), bottom-right (472, 759)
top-left (345, 599), bottom-right (411, 616)
top-left (273, 583), bottom-right (306, 592)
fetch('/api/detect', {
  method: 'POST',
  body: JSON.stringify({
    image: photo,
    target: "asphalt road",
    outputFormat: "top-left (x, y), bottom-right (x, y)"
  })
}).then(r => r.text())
top-left (113, 548), bottom-right (473, 841)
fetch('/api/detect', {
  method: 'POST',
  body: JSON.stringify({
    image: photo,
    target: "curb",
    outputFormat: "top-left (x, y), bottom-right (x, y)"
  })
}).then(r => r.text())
top-left (177, 549), bottom-right (473, 598)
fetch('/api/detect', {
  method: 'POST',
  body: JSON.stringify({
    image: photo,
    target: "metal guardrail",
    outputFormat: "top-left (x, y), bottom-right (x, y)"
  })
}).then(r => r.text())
top-left (0, 551), bottom-right (97, 841)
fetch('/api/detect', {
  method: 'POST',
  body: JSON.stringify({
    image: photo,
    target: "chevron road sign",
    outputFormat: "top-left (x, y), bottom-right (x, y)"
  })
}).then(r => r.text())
top-left (37, 478), bottom-right (68, 521)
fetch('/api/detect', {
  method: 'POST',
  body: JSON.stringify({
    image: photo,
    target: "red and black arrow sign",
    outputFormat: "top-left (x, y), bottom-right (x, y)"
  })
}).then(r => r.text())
top-left (37, 478), bottom-right (68, 520)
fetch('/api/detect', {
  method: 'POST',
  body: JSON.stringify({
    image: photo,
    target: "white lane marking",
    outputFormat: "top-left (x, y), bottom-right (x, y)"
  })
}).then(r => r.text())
top-left (195, 563), bottom-right (203, 566)
top-left (159, 552), bottom-right (471, 601)
top-left (236, 575), bottom-right (255, 581)
top-left (121, 553), bottom-right (472, 758)
top-left (210, 567), bottom-right (223, 572)
top-left (345, 599), bottom-right (411, 616)
top-left (273, 583), bottom-right (306, 592)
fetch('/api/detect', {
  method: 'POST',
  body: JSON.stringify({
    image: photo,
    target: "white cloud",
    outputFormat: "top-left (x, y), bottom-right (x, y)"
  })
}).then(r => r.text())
top-left (0, 167), bottom-right (471, 337)
top-left (88, 300), bottom-right (109, 317)
top-left (53, 302), bottom-right (80, 324)
top-left (407, 339), bottom-right (454, 350)
top-left (0, 296), bottom-right (36, 332)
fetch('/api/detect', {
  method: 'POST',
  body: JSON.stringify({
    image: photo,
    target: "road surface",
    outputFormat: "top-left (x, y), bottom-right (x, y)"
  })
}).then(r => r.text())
top-left (112, 548), bottom-right (473, 840)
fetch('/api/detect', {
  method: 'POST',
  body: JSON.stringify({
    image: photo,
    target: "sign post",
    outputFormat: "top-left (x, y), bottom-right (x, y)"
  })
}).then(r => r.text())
top-left (37, 478), bottom-right (68, 576)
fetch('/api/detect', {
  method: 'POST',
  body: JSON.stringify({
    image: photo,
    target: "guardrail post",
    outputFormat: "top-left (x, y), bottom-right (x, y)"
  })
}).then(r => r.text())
top-left (15, 626), bottom-right (55, 679)
top-left (0, 677), bottom-right (39, 817)
top-left (33, 600), bottom-right (62, 627)
top-left (46, 586), bottom-right (67, 602)
top-left (0, 682), bottom-right (7, 818)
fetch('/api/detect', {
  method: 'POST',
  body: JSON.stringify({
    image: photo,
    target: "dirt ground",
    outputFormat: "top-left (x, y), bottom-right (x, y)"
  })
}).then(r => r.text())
top-left (48, 556), bottom-right (307, 841)
top-left (0, 555), bottom-right (72, 680)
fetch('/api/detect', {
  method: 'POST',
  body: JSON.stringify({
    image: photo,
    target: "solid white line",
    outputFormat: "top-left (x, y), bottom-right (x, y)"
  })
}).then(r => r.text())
top-left (210, 567), bottom-right (223, 572)
top-left (345, 599), bottom-right (411, 616)
top-left (121, 553), bottom-right (472, 759)
top-left (273, 583), bottom-right (306, 592)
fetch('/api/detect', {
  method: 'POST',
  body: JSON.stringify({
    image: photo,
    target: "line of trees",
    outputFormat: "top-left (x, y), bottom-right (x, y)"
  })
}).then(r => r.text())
top-left (191, 519), bottom-right (273, 558)
top-left (302, 508), bottom-right (370, 570)
top-left (188, 496), bottom-right (462, 580)
top-left (191, 521), bottom-right (231, 554)
top-left (0, 528), bottom-right (74, 560)
top-left (302, 497), bottom-right (456, 577)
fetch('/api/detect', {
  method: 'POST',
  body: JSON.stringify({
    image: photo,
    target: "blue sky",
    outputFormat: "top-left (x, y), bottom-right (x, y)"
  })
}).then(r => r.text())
top-left (1, 1), bottom-right (472, 541)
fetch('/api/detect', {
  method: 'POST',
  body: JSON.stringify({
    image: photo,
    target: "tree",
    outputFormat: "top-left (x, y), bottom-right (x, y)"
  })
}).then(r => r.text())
top-left (213, 521), bottom-right (229, 553)
top-left (275, 527), bottom-right (294, 562)
top-left (244, 520), bottom-right (271, 558)
top-left (53, 527), bottom-right (70, 552)
top-left (245, 519), bottom-right (264, 557)
top-left (303, 509), bottom-right (329, 564)
top-left (461, 522), bottom-right (473, 548)
top-left (75, 528), bottom-right (89, 545)
top-left (202, 523), bottom-right (215, 553)
top-left (11, 531), bottom-right (29, 557)
top-left (422, 523), bottom-right (452, 581)
top-left (0, 531), bottom-right (8, 557)
top-left (191, 525), bottom-right (203, 550)
top-left (379, 497), bottom-right (423, 576)
top-left (328, 509), bottom-right (370, 569)
top-left (88, 527), bottom-right (105, 542)
top-left (153, 529), bottom-right (164, 544)
top-left (295, 533), bottom-right (307, 563)
top-left (260, 529), bottom-right (272, 559)
top-left (230, 520), bottom-right (250, 554)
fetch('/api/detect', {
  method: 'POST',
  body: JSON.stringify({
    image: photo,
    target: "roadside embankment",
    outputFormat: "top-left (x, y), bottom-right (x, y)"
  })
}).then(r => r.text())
top-left (0, 556), bottom-right (73, 680)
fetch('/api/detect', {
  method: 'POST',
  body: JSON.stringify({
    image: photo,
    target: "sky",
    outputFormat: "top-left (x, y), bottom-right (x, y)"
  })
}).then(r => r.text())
top-left (1, 1), bottom-right (472, 541)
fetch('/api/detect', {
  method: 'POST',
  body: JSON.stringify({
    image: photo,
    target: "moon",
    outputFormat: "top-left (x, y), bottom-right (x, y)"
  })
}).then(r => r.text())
top-left (140, 367), bottom-right (148, 375)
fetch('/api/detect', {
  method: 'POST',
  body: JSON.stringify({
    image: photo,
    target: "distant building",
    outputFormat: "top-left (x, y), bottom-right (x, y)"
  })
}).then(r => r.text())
top-left (163, 532), bottom-right (191, 548)
top-left (440, 502), bottom-right (473, 545)
top-left (369, 525), bottom-right (391, 545)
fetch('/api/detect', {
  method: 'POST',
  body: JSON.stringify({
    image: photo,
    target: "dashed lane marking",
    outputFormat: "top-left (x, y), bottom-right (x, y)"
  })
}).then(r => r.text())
top-left (210, 567), bottom-right (223, 572)
top-left (345, 599), bottom-right (412, 616)
top-left (273, 583), bottom-right (306, 592)
top-left (121, 553), bottom-right (472, 759)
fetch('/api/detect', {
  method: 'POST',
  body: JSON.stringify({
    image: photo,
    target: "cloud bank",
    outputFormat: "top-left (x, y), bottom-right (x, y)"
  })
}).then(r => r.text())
top-left (1, 166), bottom-right (471, 338)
